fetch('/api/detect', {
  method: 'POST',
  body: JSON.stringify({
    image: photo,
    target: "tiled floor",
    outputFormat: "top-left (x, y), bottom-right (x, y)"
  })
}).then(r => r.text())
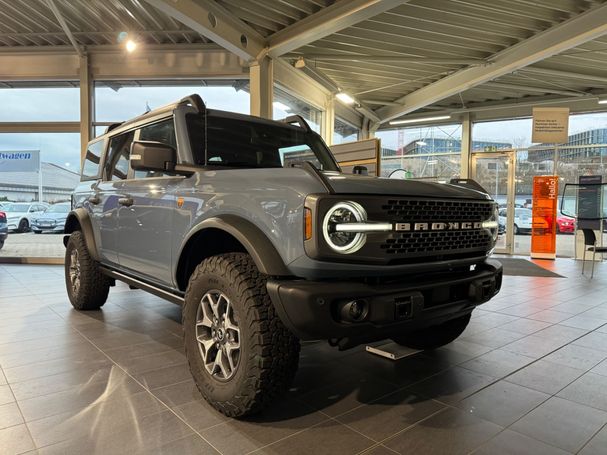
top-left (0, 258), bottom-right (606, 454)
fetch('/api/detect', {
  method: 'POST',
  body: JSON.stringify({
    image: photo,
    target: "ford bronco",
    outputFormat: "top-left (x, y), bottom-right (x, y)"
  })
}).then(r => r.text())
top-left (64, 94), bottom-right (502, 417)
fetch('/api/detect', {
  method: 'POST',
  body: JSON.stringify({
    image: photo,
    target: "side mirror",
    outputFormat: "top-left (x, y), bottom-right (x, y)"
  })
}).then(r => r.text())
top-left (352, 165), bottom-right (368, 176)
top-left (130, 141), bottom-right (177, 173)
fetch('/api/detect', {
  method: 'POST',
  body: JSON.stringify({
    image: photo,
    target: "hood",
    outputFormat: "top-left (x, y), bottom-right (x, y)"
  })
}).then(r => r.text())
top-left (323, 172), bottom-right (491, 200)
top-left (35, 212), bottom-right (68, 221)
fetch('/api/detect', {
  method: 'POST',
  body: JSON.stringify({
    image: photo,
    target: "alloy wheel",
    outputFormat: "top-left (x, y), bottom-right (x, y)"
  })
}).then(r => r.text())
top-left (196, 290), bottom-right (241, 381)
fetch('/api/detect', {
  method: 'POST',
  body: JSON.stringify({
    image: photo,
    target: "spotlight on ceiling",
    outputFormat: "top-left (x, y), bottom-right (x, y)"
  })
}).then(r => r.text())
top-left (294, 57), bottom-right (306, 69)
top-left (336, 92), bottom-right (356, 105)
top-left (598, 97), bottom-right (607, 104)
top-left (125, 39), bottom-right (137, 53)
top-left (389, 115), bottom-right (451, 125)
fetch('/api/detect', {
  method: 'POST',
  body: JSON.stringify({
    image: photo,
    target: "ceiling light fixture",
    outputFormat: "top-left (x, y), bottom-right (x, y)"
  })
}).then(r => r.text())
top-left (336, 92), bottom-right (355, 105)
top-left (389, 115), bottom-right (451, 125)
top-left (294, 57), bottom-right (306, 69)
top-left (125, 39), bottom-right (137, 53)
top-left (598, 97), bottom-right (607, 104)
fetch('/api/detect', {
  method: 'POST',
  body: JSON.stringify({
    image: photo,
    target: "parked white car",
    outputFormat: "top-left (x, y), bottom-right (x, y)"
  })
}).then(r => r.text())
top-left (4, 202), bottom-right (49, 232)
top-left (498, 207), bottom-right (533, 235)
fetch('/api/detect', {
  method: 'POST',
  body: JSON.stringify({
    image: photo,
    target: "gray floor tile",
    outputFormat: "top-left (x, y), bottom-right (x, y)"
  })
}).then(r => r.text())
top-left (0, 424), bottom-right (35, 455)
top-left (591, 359), bottom-right (607, 377)
top-left (474, 429), bottom-right (571, 455)
top-left (406, 366), bottom-right (496, 405)
top-left (498, 318), bottom-right (552, 335)
top-left (460, 328), bottom-right (526, 349)
top-left (560, 315), bottom-right (607, 331)
top-left (171, 399), bottom-right (226, 432)
top-left (505, 359), bottom-right (585, 394)
top-left (150, 379), bottom-right (202, 407)
top-left (543, 344), bottom-right (607, 372)
top-left (200, 400), bottom-right (327, 455)
top-left (529, 310), bottom-right (573, 324)
top-left (460, 349), bottom-right (535, 378)
top-left (255, 419), bottom-right (375, 455)
top-left (120, 350), bottom-right (187, 375)
top-left (3, 355), bottom-right (112, 384)
top-left (0, 402), bottom-right (23, 430)
top-left (384, 407), bottom-right (502, 455)
top-left (0, 385), bottom-right (14, 406)
top-left (579, 424), bottom-right (607, 455)
top-left (457, 380), bottom-right (549, 426)
top-left (501, 335), bottom-right (568, 359)
top-left (557, 372), bottom-right (607, 411)
top-left (135, 363), bottom-right (194, 390)
top-left (511, 396), bottom-right (607, 453)
top-left (421, 339), bottom-right (492, 365)
top-left (573, 331), bottom-right (607, 353)
top-left (297, 375), bottom-right (397, 417)
top-left (337, 389), bottom-right (445, 441)
top-left (146, 433), bottom-right (220, 455)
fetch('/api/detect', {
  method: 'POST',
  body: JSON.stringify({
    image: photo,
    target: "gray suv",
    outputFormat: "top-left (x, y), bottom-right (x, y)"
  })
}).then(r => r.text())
top-left (64, 94), bottom-right (502, 417)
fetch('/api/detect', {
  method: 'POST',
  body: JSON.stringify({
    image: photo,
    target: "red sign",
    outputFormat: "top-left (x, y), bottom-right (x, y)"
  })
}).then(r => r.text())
top-left (531, 176), bottom-right (558, 259)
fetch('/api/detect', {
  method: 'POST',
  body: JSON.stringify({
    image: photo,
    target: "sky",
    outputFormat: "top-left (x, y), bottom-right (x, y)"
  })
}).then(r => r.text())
top-left (1, 86), bottom-right (607, 170)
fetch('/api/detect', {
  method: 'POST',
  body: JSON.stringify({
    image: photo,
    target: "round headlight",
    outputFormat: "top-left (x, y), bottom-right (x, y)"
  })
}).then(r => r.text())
top-left (322, 201), bottom-right (367, 254)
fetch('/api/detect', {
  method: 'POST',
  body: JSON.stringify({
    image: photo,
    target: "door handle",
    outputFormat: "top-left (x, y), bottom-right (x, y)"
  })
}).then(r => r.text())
top-left (118, 197), bottom-right (134, 207)
top-left (88, 196), bottom-right (100, 205)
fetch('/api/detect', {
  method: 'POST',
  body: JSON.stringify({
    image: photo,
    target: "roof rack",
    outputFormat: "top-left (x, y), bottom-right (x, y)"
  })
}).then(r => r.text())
top-left (179, 93), bottom-right (206, 113)
top-left (105, 122), bottom-right (123, 134)
top-left (281, 115), bottom-right (311, 132)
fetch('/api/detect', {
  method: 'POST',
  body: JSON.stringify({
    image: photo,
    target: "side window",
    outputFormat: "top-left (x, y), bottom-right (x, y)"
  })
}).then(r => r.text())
top-left (134, 118), bottom-right (176, 179)
top-left (106, 131), bottom-right (135, 181)
top-left (81, 140), bottom-right (104, 180)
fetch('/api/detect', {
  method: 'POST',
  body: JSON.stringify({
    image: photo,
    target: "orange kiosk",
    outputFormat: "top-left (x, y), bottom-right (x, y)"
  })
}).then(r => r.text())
top-left (531, 176), bottom-right (558, 259)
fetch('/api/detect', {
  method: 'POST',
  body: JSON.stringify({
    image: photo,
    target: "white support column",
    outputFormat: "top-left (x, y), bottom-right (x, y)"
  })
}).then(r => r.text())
top-left (250, 57), bottom-right (273, 119)
top-left (460, 113), bottom-right (472, 179)
top-left (79, 54), bottom-right (93, 164)
top-left (323, 95), bottom-right (335, 145)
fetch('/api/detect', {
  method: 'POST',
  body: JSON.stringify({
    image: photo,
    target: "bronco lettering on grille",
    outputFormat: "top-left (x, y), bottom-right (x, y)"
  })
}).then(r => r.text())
top-left (394, 222), bottom-right (483, 232)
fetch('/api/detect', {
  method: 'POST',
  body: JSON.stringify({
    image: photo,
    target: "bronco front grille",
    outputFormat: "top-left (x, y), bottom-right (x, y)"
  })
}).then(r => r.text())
top-left (381, 199), bottom-right (494, 222)
top-left (381, 230), bottom-right (491, 255)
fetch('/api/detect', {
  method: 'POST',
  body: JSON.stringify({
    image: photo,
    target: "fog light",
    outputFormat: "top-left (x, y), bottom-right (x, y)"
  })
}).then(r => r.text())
top-left (339, 299), bottom-right (369, 322)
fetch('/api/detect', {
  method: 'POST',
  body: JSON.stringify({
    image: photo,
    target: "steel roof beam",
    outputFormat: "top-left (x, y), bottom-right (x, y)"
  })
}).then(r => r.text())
top-left (143, 0), bottom-right (265, 62)
top-left (377, 2), bottom-right (607, 123)
top-left (266, 0), bottom-right (410, 58)
top-left (45, 0), bottom-right (83, 57)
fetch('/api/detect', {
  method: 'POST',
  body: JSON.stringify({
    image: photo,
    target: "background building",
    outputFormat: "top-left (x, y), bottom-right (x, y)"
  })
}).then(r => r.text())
top-left (0, 162), bottom-right (78, 203)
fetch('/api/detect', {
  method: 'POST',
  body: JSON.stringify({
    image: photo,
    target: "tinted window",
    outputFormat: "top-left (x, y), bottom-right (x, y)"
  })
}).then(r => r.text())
top-left (82, 140), bottom-right (105, 180)
top-left (134, 119), bottom-right (176, 179)
top-left (186, 113), bottom-right (338, 171)
top-left (106, 131), bottom-right (134, 180)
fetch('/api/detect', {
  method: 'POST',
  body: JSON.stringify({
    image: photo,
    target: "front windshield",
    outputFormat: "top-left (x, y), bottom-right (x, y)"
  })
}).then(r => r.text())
top-left (186, 113), bottom-right (339, 171)
top-left (5, 204), bottom-right (29, 212)
top-left (47, 204), bottom-right (70, 213)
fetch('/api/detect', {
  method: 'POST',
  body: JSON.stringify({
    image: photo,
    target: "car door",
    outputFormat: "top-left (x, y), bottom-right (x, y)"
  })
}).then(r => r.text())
top-left (116, 117), bottom-right (180, 286)
top-left (93, 131), bottom-right (134, 265)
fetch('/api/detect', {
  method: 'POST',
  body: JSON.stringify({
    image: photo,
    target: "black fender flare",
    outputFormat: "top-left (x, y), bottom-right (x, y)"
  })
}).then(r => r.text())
top-left (180, 215), bottom-right (291, 276)
top-left (63, 208), bottom-right (100, 261)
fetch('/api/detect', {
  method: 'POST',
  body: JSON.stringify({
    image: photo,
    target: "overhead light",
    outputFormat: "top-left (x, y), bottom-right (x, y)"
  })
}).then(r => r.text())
top-left (415, 141), bottom-right (427, 146)
top-left (273, 101), bottom-right (290, 111)
top-left (598, 97), bottom-right (607, 104)
top-left (427, 160), bottom-right (438, 165)
top-left (336, 92), bottom-right (356, 105)
top-left (125, 39), bottom-right (137, 53)
top-left (294, 57), bottom-right (306, 69)
top-left (389, 115), bottom-right (451, 125)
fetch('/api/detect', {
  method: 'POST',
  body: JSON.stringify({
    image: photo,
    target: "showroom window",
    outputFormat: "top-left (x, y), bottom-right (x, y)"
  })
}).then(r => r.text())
top-left (376, 124), bottom-right (462, 180)
top-left (0, 86), bottom-right (79, 122)
top-left (333, 117), bottom-right (359, 144)
top-left (273, 85), bottom-right (323, 134)
top-left (94, 81), bottom-right (250, 127)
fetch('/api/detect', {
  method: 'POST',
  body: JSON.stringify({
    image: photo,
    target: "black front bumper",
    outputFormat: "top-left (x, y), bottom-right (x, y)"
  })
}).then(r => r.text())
top-left (267, 259), bottom-right (502, 348)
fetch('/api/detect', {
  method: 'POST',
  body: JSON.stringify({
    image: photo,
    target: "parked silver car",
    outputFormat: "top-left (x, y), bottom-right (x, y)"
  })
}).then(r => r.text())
top-left (4, 202), bottom-right (49, 232)
top-left (31, 202), bottom-right (71, 233)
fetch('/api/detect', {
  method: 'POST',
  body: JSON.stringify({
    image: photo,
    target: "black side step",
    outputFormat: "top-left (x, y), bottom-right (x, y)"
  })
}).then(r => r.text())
top-left (100, 267), bottom-right (185, 305)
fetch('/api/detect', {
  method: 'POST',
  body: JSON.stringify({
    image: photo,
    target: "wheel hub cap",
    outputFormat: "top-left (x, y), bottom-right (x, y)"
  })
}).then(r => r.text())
top-left (195, 290), bottom-right (240, 381)
top-left (69, 249), bottom-right (81, 294)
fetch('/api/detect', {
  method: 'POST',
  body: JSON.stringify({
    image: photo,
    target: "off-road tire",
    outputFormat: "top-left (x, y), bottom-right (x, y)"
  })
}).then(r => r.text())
top-left (65, 230), bottom-right (110, 310)
top-left (18, 219), bottom-right (29, 233)
top-left (391, 313), bottom-right (471, 350)
top-left (183, 253), bottom-right (300, 417)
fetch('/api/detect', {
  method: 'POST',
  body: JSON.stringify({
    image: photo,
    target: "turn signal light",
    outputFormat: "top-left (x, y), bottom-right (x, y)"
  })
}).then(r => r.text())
top-left (304, 208), bottom-right (312, 240)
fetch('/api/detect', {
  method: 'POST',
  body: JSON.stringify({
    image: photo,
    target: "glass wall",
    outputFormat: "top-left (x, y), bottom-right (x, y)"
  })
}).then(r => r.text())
top-left (376, 124), bottom-right (462, 181)
top-left (273, 85), bottom-right (322, 133)
top-left (473, 113), bottom-right (607, 257)
top-left (333, 117), bottom-right (359, 144)
top-left (0, 86), bottom-right (79, 121)
top-left (95, 80), bottom-right (250, 125)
